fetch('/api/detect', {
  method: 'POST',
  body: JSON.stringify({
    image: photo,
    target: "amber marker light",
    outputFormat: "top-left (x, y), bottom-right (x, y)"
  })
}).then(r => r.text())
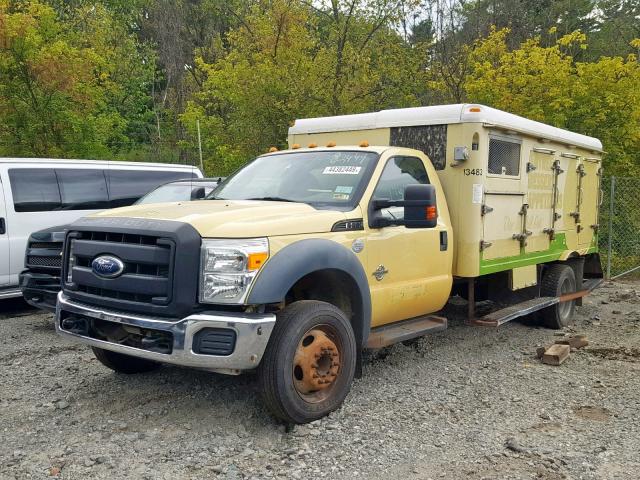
top-left (292, 143), bottom-right (301, 149)
top-left (426, 206), bottom-right (437, 221)
top-left (248, 252), bottom-right (269, 270)
top-left (359, 140), bottom-right (369, 147)
top-left (469, 106), bottom-right (482, 112)
top-left (326, 141), bottom-right (336, 147)
top-left (308, 143), bottom-right (318, 148)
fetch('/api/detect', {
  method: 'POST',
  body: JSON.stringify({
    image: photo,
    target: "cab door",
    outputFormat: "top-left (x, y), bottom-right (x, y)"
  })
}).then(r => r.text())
top-left (365, 155), bottom-right (452, 328)
top-left (0, 176), bottom-right (9, 286)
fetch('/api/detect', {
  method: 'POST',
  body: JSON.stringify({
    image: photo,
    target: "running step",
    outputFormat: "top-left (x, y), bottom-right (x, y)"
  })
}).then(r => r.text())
top-left (473, 278), bottom-right (603, 327)
top-left (365, 315), bottom-right (447, 349)
top-left (472, 296), bottom-right (558, 327)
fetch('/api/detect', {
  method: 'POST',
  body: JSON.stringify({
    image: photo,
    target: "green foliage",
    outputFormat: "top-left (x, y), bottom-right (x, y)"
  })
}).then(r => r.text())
top-left (0, 0), bottom-right (154, 158)
top-left (0, 0), bottom-right (638, 177)
top-left (182, 0), bottom-right (424, 175)
top-left (464, 28), bottom-right (640, 175)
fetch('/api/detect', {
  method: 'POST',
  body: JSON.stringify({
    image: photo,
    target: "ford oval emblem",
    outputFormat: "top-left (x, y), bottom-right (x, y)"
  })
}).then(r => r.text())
top-left (91, 255), bottom-right (125, 278)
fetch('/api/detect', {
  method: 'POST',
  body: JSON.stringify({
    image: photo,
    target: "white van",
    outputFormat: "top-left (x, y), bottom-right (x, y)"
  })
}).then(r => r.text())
top-left (0, 158), bottom-right (202, 299)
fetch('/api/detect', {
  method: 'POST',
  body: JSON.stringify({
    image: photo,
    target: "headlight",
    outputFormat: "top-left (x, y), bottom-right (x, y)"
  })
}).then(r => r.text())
top-left (199, 238), bottom-right (269, 304)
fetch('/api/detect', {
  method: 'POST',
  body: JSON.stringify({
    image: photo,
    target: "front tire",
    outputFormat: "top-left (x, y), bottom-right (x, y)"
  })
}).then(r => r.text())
top-left (540, 264), bottom-right (577, 329)
top-left (92, 347), bottom-right (161, 374)
top-left (258, 300), bottom-right (357, 424)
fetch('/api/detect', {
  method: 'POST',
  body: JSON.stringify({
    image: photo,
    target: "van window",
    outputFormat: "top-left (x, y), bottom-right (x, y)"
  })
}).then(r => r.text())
top-left (9, 169), bottom-right (61, 212)
top-left (107, 170), bottom-right (197, 208)
top-left (56, 169), bottom-right (109, 210)
top-left (372, 156), bottom-right (429, 221)
top-left (488, 137), bottom-right (521, 176)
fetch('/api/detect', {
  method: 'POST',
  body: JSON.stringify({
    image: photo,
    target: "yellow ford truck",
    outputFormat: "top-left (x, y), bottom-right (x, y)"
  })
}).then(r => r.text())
top-left (56, 104), bottom-right (603, 424)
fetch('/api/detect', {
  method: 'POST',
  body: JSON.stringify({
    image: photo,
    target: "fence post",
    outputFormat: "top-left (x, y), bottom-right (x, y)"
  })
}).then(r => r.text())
top-left (606, 176), bottom-right (615, 279)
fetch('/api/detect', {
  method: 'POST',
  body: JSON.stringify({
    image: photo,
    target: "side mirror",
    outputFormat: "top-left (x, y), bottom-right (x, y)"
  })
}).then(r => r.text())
top-left (370, 184), bottom-right (437, 229)
top-left (191, 187), bottom-right (206, 200)
top-left (403, 184), bottom-right (437, 228)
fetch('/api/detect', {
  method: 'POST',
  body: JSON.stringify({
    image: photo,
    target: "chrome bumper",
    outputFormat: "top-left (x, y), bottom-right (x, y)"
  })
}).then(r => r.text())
top-left (55, 292), bottom-right (276, 374)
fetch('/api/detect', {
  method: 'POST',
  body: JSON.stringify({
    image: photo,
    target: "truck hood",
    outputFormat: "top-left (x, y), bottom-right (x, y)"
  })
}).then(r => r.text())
top-left (90, 200), bottom-right (352, 237)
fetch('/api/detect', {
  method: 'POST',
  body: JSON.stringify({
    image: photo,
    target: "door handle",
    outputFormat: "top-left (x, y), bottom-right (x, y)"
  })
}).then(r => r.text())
top-left (440, 231), bottom-right (448, 251)
top-left (0, 218), bottom-right (5, 235)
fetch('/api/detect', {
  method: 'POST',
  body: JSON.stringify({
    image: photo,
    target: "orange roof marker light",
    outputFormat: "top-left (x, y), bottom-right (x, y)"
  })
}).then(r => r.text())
top-left (326, 141), bottom-right (336, 147)
top-left (292, 143), bottom-right (301, 149)
top-left (268, 146), bottom-right (278, 153)
top-left (468, 106), bottom-right (482, 113)
top-left (308, 143), bottom-right (318, 148)
top-left (359, 140), bottom-right (369, 147)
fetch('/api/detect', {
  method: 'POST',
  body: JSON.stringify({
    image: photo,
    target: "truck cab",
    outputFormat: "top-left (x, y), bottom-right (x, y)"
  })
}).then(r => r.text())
top-left (55, 145), bottom-right (451, 424)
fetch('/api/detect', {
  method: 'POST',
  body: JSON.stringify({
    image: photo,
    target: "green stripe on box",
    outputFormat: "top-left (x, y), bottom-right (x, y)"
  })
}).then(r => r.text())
top-left (479, 234), bottom-right (569, 276)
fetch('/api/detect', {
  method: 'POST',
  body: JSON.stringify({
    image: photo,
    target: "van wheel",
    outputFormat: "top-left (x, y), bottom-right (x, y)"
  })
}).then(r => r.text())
top-left (258, 301), bottom-right (356, 424)
top-left (540, 264), bottom-right (577, 329)
top-left (92, 347), bottom-right (160, 374)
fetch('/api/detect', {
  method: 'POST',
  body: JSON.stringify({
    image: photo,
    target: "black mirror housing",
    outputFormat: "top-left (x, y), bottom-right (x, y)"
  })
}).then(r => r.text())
top-left (404, 184), bottom-right (437, 228)
top-left (370, 184), bottom-right (437, 229)
top-left (191, 187), bottom-right (206, 200)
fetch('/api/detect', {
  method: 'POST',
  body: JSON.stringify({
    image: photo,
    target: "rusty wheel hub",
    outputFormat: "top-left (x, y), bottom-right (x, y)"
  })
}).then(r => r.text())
top-left (293, 328), bottom-right (341, 395)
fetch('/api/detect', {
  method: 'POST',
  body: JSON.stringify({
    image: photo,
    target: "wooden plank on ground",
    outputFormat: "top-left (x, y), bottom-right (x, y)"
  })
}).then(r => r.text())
top-left (542, 344), bottom-right (570, 366)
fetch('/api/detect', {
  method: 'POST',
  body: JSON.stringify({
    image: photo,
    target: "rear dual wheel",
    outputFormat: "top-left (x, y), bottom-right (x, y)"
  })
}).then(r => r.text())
top-left (258, 301), bottom-right (356, 424)
top-left (540, 264), bottom-right (577, 329)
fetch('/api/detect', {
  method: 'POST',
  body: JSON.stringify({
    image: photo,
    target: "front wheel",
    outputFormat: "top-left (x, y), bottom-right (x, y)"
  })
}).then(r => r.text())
top-left (258, 300), bottom-right (357, 424)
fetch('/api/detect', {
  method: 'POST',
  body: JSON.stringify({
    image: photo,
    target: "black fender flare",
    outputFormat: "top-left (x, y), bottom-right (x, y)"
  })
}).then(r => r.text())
top-left (247, 238), bottom-right (371, 348)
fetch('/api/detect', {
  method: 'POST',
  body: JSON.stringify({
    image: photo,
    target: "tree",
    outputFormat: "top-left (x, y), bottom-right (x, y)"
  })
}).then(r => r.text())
top-left (589, 0), bottom-right (640, 59)
top-left (310, 0), bottom-right (423, 115)
top-left (464, 28), bottom-right (640, 175)
top-left (0, 0), bottom-right (154, 158)
top-left (182, 0), bottom-right (424, 174)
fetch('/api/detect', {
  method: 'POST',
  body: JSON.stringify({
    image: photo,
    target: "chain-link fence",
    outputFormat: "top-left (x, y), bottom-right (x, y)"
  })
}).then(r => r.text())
top-left (599, 176), bottom-right (640, 279)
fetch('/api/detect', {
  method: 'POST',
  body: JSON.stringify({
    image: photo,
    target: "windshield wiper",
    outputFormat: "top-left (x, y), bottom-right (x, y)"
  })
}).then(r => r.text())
top-left (247, 196), bottom-right (296, 203)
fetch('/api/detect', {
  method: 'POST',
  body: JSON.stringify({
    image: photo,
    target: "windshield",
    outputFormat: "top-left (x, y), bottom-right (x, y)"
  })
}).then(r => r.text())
top-left (209, 150), bottom-right (379, 209)
top-left (136, 183), bottom-right (214, 204)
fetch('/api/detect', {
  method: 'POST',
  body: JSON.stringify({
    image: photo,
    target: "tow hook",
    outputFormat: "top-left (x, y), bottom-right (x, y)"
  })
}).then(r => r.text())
top-left (61, 316), bottom-right (89, 335)
top-left (140, 335), bottom-right (172, 354)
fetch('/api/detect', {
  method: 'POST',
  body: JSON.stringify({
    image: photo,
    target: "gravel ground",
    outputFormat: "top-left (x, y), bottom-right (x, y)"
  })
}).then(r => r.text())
top-left (1, 281), bottom-right (639, 480)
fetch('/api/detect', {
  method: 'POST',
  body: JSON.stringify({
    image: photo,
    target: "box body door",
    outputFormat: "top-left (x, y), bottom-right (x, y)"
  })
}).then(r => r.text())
top-left (556, 156), bottom-right (579, 247)
top-left (482, 193), bottom-right (525, 260)
top-left (525, 151), bottom-right (555, 253)
top-left (578, 160), bottom-right (600, 248)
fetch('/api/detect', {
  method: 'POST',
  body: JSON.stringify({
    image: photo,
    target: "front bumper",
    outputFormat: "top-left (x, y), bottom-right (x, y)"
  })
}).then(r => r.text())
top-left (55, 292), bottom-right (276, 374)
top-left (19, 270), bottom-right (61, 312)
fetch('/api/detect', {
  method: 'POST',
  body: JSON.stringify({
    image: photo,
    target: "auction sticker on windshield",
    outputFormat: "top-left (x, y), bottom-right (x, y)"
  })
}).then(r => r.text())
top-left (323, 166), bottom-right (362, 175)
